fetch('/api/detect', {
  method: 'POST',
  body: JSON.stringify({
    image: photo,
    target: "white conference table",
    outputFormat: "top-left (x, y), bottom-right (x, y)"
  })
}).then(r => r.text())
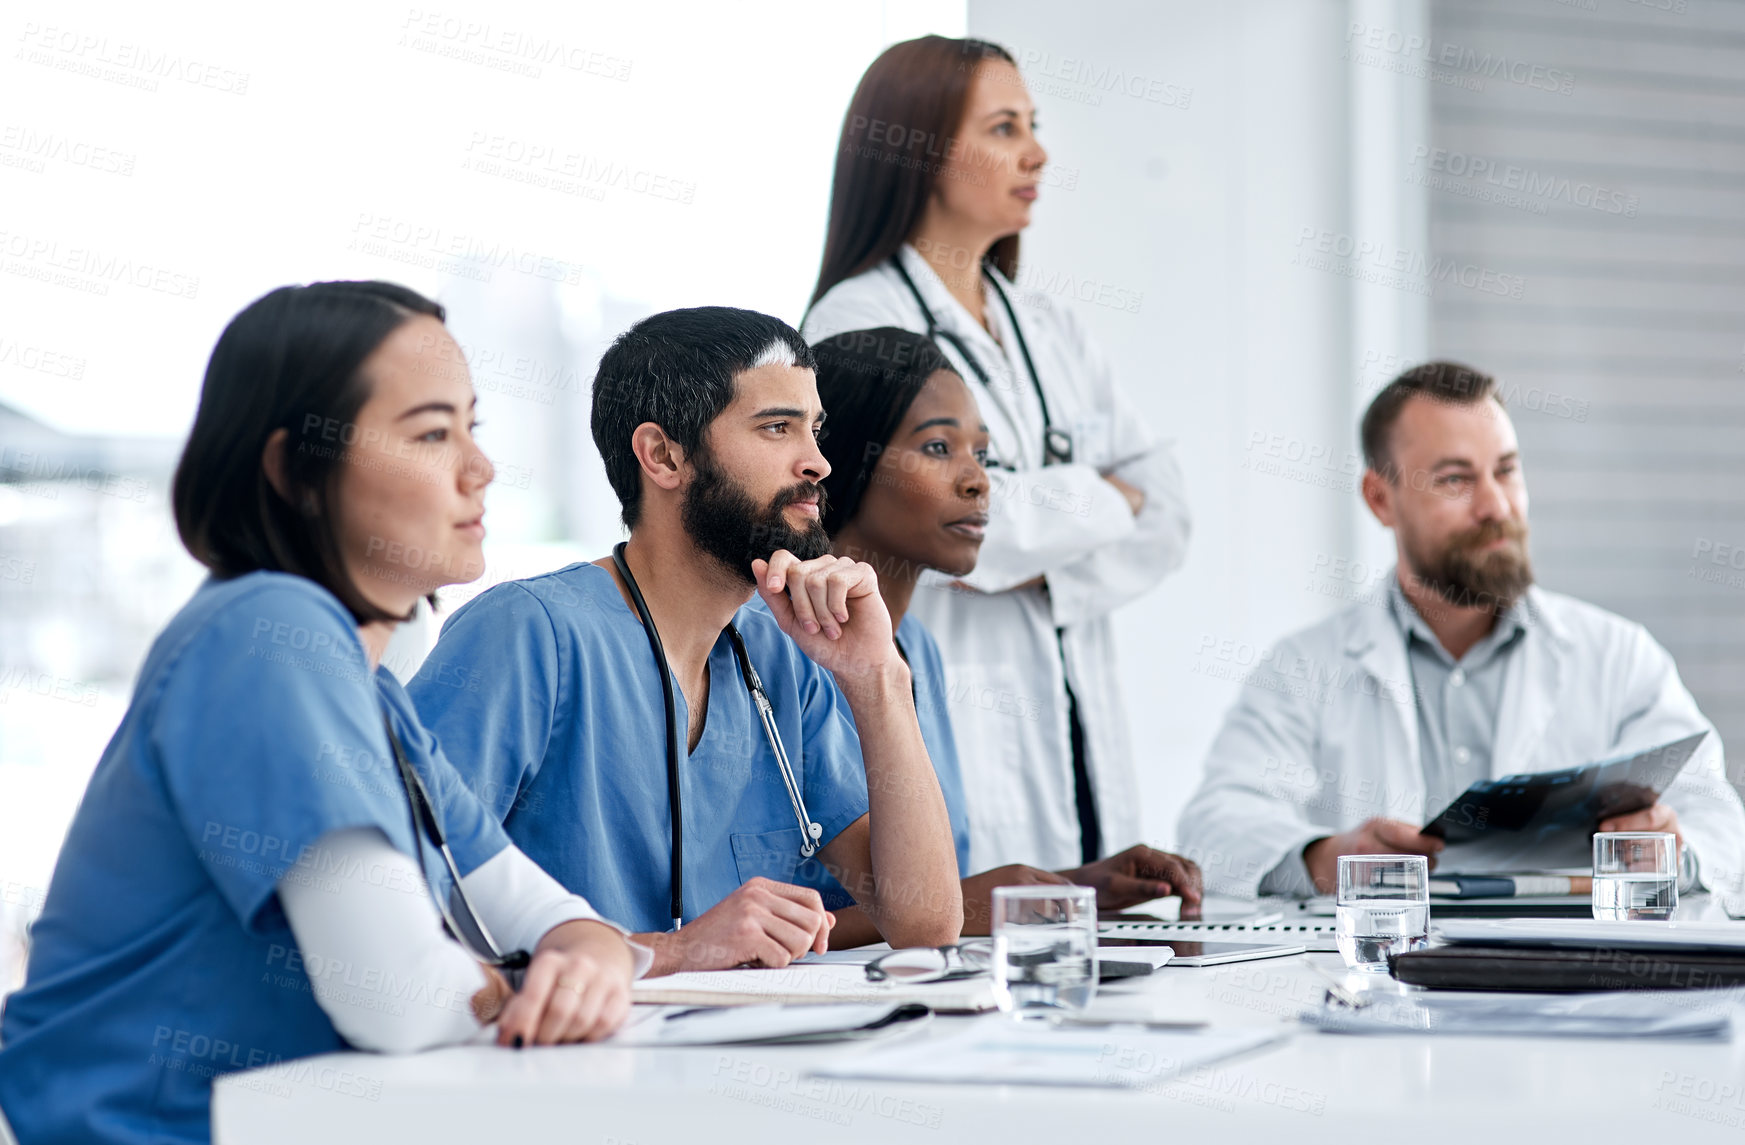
top-left (215, 907), bottom-right (1745, 1143)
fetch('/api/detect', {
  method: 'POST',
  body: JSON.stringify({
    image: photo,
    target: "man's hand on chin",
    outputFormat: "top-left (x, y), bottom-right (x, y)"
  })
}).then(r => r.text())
top-left (753, 551), bottom-right (901, 688)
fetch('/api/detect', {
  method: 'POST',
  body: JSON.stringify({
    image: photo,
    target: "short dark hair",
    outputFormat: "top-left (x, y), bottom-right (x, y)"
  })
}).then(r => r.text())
top-left (591, 306), bottom-right (815, 529)
top-left (811, 327), bottom-right (956, 536)
top-left (172, 280), bottom-right (445, 623)
top-left (1360, 360), bottom-right (1501, 480)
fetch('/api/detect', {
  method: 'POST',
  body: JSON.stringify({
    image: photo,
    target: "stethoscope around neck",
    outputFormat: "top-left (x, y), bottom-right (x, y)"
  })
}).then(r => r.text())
top-left (610, 542), bottom-right (822, 931)
top-left (889, 253), bottom-right (1074, 468)
top-left (382, 712), bottom-right (531, 973)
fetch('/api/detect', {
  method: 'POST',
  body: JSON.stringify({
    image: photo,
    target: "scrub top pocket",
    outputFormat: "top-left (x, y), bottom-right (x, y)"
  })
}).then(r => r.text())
top-left (733, 827), bottom-right (858, 909)
top-left (728, 826), bottom-right (811, 885)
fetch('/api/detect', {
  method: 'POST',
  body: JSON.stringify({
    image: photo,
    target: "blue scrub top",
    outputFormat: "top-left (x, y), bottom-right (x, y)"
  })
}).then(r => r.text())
top-left (409, 562), bottom-right (871, 935)
top-left (0, 573), bottom-right (510, 1145)
top-left (896, 613), bottom-right (973, 877)
top-left (743, 604), bottom-right (972, 907)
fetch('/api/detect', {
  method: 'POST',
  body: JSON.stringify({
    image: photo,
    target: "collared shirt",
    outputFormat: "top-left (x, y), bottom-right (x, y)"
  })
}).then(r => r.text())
top-left (1257, 576), bottom-right (1529, 896)
top-left (409, 563), bottom-right (872, 935)
top-left (1389, 581), bottom-right (1698, 887)
top-left (1389, 576), bottom-right (1529, 820)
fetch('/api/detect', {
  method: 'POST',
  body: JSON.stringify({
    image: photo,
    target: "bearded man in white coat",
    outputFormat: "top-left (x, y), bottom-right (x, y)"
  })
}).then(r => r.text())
top-left (1179, 361), bottom-right (1745, 899)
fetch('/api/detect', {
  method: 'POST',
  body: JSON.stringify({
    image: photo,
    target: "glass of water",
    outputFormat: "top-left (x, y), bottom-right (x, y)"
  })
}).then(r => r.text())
top-left (1336, 854), bottom-right (1430, 972)
top-left (1592, 832), bottom-right (1678, 921)
top-left (991, 885), bottom-right (1098, 1019)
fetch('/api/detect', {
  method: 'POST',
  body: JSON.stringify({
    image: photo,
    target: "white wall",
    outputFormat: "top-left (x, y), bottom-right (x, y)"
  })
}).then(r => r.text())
top-left (967, 0), bottom-right (1427, 847)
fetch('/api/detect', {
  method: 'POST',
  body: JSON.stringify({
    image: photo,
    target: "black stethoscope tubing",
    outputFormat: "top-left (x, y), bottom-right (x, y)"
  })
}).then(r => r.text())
top-left (888, 254), bottom-right (1073, 467)
top-left (610, 542), bottom-right (822, 931)
top-left (383, 713), bottom-right (531, 972)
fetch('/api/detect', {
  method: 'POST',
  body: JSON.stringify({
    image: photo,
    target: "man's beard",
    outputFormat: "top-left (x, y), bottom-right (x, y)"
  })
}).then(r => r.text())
top-left (1405, 517), bottom-right (1535, 614)
top-left (680, 448), bottom-right (831, 585)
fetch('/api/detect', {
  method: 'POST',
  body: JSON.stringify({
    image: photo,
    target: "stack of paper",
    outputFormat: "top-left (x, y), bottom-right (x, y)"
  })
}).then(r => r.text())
top-left (1434, 918), bottom-right (1745, 951)
top-left (612, 1002), bottom-right (930, 1046)
top-left (809, 1018), bottom-right (1285, 1087)
top-left (1098, 946), bottom-right (1178, 969)
top-left (1304, 990), bottom-right (1733, 1039)
top-left (631, 963), bottom-right (997, 1012)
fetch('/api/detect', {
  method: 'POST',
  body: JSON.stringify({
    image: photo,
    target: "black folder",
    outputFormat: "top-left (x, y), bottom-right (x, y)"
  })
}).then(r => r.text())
top-left (1390, 942), bottom-right (1745, 992)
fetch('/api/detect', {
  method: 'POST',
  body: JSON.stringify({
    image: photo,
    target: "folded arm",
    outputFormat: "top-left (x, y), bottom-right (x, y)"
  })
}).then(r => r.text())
top-left (959, 464), bottom-right (1140, 593)
top-left (1041, 443), bottom-right (1191, 627)
top-left (960, 310), bottom-right (1190, 623)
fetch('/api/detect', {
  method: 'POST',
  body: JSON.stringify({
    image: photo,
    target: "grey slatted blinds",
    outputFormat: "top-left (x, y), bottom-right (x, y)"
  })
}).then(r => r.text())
top-left (1427, 0), bottom-right (1745, 751)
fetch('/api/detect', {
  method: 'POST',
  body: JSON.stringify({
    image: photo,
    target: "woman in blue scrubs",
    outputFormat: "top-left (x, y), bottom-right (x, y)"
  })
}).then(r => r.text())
top-left (805, 328), bottom-right (1203, 942)
top-left (0, 282), bottom-right (646, 1145)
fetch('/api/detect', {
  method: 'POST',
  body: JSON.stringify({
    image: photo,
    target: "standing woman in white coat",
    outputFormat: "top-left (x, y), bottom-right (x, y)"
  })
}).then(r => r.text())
top-left (803, 36), bottom-right (1192, 873)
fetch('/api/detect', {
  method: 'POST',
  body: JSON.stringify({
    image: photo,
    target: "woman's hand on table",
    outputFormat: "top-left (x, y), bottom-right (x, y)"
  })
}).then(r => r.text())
top-left (493, 920), bottom-right (637, 1047)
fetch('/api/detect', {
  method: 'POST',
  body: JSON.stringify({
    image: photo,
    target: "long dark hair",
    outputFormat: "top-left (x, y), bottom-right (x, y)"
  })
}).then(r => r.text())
top-left (809, 36), bottom-right (1020, 308)
top-left (811, 327), bottom-right (957, 536)
top-left (172, 280), bottom-right (446, 623)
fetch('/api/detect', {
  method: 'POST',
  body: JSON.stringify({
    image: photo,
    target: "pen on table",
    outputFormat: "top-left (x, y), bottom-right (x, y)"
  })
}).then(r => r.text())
top-left (663, 1006), bottom-right (728, 1022)
top-left (1057, 1017), bottom-right (1210, 1031)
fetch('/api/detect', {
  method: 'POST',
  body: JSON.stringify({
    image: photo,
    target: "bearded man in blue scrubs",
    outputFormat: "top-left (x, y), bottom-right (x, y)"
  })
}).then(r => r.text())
top-left (411, 307), bottom-right (963, 974)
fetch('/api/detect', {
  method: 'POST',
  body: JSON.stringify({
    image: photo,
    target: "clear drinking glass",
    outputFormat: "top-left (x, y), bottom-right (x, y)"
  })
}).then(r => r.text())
top-left (1592, 832), bottom-right (1678, 921)
top-left (990, 885), bottom-right (1098, 1019)
top-left (1336, 854), bottom-right (1430, 972)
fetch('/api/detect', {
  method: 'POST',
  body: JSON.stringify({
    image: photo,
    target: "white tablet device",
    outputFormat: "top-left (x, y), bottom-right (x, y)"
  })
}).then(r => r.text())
top-left (1103, 939), bottom-right (1306, 967)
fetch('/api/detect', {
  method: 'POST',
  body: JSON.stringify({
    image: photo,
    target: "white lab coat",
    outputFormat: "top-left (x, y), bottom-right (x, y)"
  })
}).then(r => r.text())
top-left (1177, 579), bottom-right (1745, 898)
top-left (804, 245), bottom-right (1192, 872)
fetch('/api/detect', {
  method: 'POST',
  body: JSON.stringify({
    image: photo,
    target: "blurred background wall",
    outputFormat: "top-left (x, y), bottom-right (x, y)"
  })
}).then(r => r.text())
top-left (4, 0), bottom-right (1741, 993)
